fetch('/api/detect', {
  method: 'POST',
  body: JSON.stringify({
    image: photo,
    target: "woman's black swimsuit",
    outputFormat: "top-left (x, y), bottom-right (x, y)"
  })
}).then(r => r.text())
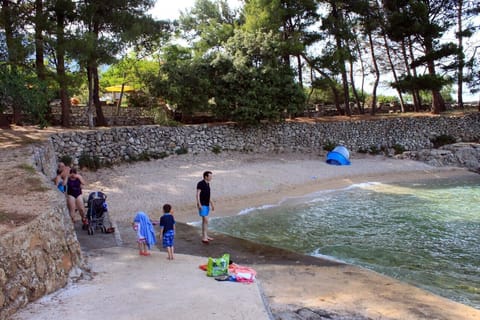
top-left (67, 178), bottom-right (82, 198)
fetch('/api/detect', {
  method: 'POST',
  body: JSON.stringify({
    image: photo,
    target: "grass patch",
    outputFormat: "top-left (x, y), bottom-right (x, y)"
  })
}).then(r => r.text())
top-left (25, 177), bottom-right (50, 192)
top-left (16, 163), bottom-right (36, 173)
top-left (0, 211), bottom-right (9, 223)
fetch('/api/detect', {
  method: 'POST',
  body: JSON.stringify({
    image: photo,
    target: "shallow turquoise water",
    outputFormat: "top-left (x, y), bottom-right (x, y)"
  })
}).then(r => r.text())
top-left (209, 176), bottom-right (480, 309)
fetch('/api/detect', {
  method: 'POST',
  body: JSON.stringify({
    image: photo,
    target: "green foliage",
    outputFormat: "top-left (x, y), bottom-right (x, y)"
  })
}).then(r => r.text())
top-left (368, 145), bottom-right (380, 155)
top-left (149, 46), bottom-right (211, 117)
top-left (376, 95), bottom-right (399, 104)
top-left (175, 147), bottom-right (188, 155)
top-left (179, 0), bottom-right (239, 54)
top-left (128, 151), bottom-right (169, 162)
top-left (128, 91), bottom-right (157, 109)
top-left (78, 152), bottom-right (101, 171)
top-left (0, 65), bottom-right (52, 126)
top-left (0, 211), bottom-right (8, 223)
top-left (392, 74), bottom-right (451, 93)
top-left (16, 163), bottom-right (36, 174)
top-left (100, 55), bottom-right (160, 91)
top-left (393, 144), bottom-right (406, 155)
top-left (212, 29), bottom-right (306, 124)
top-left (212, 145), bottom-right (222, 154)
top-left (358, 145), bottom-right (381, 155)
top-left (147, 106), bottom-right (178, 126)
top-left (152, 151), bottom-right (169, 159)
top-left (307, 81), bottom-right (342, 105)
top-left (149, 29), bottom-right (306, 125)
top-left (59, 155), bottom-right (73, 166)
top-left (431, 134), bottom-right (456, 148)
top-left (323, 141), bottom-right (336, 152)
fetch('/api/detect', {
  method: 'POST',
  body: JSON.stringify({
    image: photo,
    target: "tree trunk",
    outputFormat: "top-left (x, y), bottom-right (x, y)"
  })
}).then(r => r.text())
top-left (87, 66), bottom-right (95, 128)
top-left (368, 32), bottom-right (380, 116)
top-left (404, 38), bottom-right (421, 111)
top-left (301, 53), bottom-right (342, 115)
top-left (348, 58), bottom-right (361, 115)
top-left (456, 0), bottom-right (464, 108)
top-left (2, 0), bottom-right (20, 124)
top-left (424, 36), bottom-right (445, 114)
top-left (296, 54), bottom-right (303, 89)
top-left (92, 23), bottom-right (107, 126)
top-left (55, 8), bottom-right (71, 127)
top-left (93, 66), bottom-right (107, 126)
top-left (383, 34), bottom-right (405, 112)
top-left (34, 0), bottom-right (46, 81)
top-left (332, 3), bottom-right (350, 116)
top-left (353, 39), bottom-right (366, 114)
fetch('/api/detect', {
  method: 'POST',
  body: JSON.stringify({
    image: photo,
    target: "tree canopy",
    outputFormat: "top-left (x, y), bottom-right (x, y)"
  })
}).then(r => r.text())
top-left (0, 0), bottom-right (478, 127)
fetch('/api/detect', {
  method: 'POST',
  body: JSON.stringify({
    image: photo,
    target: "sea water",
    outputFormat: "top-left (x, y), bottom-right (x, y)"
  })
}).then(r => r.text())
top-left (209, 175), bottom-right (480, 309)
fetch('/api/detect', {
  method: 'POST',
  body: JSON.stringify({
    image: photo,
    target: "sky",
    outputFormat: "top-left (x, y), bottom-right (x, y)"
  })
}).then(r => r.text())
top-left (150, 0), bottom-right (241, 20)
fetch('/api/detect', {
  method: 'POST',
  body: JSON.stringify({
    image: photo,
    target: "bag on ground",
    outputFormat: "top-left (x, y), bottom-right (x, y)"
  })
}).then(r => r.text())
top-left (206, 253), bottom-right (230, 277)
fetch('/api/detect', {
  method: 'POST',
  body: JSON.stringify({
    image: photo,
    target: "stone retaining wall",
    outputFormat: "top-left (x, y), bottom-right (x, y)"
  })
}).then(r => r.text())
top-left (0, 142), bottom-right (84, 320)
top-left (50, 105), bottom-right (154, 126)
top-left (50, 113), bottom-right (480, 165)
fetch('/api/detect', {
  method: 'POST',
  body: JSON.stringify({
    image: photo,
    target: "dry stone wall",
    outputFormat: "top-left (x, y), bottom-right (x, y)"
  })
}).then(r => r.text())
top-left (0, 142), bottom-right (84, 320)
top-left (50, 113), bottom-right (480, 165)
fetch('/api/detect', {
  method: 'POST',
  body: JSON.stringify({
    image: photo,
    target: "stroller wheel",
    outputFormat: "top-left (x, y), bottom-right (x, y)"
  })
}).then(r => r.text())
top-left (88, 227), bottom-right (94, 235)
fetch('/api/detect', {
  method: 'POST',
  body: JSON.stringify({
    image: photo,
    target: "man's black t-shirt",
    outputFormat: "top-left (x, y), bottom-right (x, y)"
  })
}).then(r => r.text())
top-left (197, 180), bottom-right (210, 206)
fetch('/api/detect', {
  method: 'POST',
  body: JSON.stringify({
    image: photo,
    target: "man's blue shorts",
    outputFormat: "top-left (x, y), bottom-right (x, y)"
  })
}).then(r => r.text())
top-left (199, 205), bottom-right (210, 217)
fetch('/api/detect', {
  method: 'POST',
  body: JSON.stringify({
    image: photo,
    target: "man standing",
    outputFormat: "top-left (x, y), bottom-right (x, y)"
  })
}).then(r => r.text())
top-left (196, 171), bottom-right (214, 244)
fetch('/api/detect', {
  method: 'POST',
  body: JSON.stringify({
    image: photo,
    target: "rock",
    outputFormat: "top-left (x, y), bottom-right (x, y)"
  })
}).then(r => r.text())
top-left (396, 143), bottom-right (480, 172)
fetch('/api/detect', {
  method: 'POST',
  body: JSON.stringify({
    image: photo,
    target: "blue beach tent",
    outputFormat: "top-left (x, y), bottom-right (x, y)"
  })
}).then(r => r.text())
top-left (326, 146), bottom-right (351, 165)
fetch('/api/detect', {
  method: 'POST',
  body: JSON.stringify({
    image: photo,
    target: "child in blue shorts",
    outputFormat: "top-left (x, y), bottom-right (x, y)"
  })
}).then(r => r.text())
top-left (159, 204), bottom-right (176, 260)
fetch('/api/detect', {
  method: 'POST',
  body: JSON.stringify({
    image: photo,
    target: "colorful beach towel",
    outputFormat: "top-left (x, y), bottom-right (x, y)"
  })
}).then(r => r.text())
top-left (133, 211), bottom-right (156, 249)
top-left (199, 262), bottom-right (256, 283)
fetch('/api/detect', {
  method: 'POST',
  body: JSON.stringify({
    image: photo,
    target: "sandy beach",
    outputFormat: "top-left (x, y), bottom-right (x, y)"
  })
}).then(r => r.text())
top-left (83, 151), bottom-right (474, 223)
top-left (11, 150), bottom-right (480, 320)
top-left (78, 151), bottom-right (480, 319)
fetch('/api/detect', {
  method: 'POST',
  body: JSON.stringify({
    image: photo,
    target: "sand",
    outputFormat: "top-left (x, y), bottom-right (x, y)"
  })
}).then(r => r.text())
top-left (83, 151), bottom-right (473, 224)
top-left (12, 151), bottom-right (480, 320)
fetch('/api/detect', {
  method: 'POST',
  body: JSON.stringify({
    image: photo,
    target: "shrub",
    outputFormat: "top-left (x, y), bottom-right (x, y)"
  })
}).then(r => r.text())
top-left (323, 141), bottom-right (336, 152)
top-left (393, 144), bottom-right (406, 155)
top-left (128, 91), bottom-right (157, 109)
top-left (78, 152), bottom-right (101, 171)
top-left (368, 145), bottom-right (380, 155)
top-left (151, 151), bottom-right (169, 159)
top-left (16, 163), bottom-right (36, 174)
top-left (212, 145), bottom-right (222, 154)
top-left (59, 155), bottom-right (73, 166)
top-left (430, 134), bottom-right (456, 148)
top-left (175, 147), bottom-right (188, 155)
top-left (137, 152), bottom-right (151, 162)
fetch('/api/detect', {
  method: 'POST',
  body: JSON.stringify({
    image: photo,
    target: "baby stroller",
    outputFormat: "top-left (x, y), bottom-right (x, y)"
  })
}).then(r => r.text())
top-left (85, 191), bottom-right (111, 235)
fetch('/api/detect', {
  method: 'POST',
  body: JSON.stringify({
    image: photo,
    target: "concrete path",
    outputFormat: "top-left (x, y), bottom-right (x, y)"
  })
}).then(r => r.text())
top-left (11, 221), bottom-right (271, 320)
